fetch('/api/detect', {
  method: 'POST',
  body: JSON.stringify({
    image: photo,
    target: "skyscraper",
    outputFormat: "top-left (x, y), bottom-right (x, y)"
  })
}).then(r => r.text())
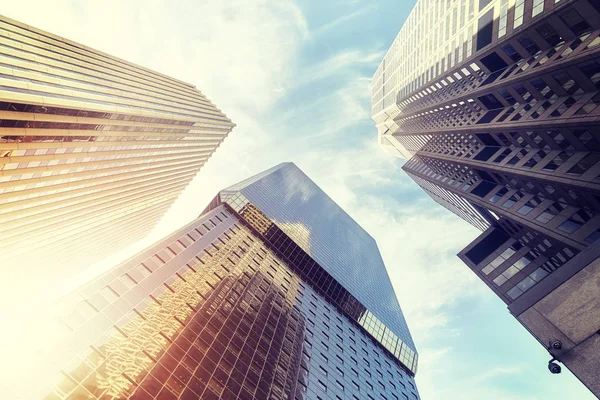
top-left (16, 163), bottom-right (419, 400)
top-left (372, 0), bottom-right (600, 396)
top-left (0, 15), bottom-right (235, 279)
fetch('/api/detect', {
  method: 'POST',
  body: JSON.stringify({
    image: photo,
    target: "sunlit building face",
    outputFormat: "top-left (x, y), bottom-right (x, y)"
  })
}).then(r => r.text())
top-left (0, 15), bottom-right (235, 284)
top-left (372, 0), bottom-right (600, 396)
top-left (10, 163), bottom-right (420, 400)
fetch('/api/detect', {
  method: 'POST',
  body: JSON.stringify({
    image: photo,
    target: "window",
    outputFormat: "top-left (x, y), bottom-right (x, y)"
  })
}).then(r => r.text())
top-left (535, 202), bottom-right (565, 224)
top-left (481, 246), bottom-right (516, 275)
top-left (557, 210), bottom-right (593, 234)
top-left (514, 0), bottom-right (526, 28)
top-left (585, 229), bottom-right (600, 244)
top-left (560, 8), bottom-right (591, 36)
top-left (490, 187), bottom-right (508, 203)
top-left (566, 153), bottom-right (600, 176)
top-left (493, 256), bottom-right (531, 286)
top-left (73, 300), bottom-right (97, 320)
top-left (532, 0), bottom-right (544, 17)
top-left (479, 0), bottom-right (492, 10)
top-left (120, 273), bottom-right (137, 289)
top-left (498, 0), bottom-right (509, 37)
top-left (507, 266), bottom-right (550, 299)
top-left (317, 380), bottom-right (327, 393)
top-left (502, 194), bottom-right (519, 208)
top-left (477, 10), bottom-right (494, 50)
top-left (100, 285), bottom-right (119, 302)
top-left (517, 197), bottom-right (541, 215)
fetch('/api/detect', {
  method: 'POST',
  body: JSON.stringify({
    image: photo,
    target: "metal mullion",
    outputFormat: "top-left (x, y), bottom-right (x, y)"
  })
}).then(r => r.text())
top-left (1, 181), bottom-right (187, 243)
top-left (8, 197), bottom-right (175, 262)
top-left (0, 74), bottom-right (225, 122)
top-left (0, 110), bottom-right (234, 130)
top-left (0, 25), bottom-right (202, 100)
top-left (1, 170), bottom-right (195, 224)
top-left (0, 64), bottom-right (223, 117)
top-left (0, 161), bottom-right (202, 202)
top-left (0, 152), bottom-right (206, 177)
top-left (2, 145), bottom-right (214, 165)
top-left (0, 17), bottom-right (195, 92)
top-left (5, 128), bottom-right (228, 139)
top-left (10, 139), bottom-right (220, 150)
top-left (1, 155), bottom-right (203, 190)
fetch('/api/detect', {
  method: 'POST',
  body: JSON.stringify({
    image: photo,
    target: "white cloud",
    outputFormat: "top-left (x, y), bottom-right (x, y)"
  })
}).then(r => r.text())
top-left (311, 5), bottom-right (376, 37)
top-left (293, 50), bottom-right (384, 88)
top-left (417, 365), bottom-right (535, 400)
top-left (470, 366), bottom-right (524, 385)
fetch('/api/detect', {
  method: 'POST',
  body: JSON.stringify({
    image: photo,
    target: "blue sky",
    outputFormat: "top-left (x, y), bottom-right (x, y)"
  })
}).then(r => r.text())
top-left (3, 1), bottom-right (595, 399)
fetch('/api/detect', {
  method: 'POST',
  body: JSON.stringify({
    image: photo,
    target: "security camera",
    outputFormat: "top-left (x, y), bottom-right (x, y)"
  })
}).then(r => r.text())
top-left (548, 361), bottom-right (561, 374)
top-left (550, 340), bottom-right (562, 350)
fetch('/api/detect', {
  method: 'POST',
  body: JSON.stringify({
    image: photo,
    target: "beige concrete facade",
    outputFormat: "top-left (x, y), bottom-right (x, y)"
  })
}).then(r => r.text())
top-left (517, 250), bottom-right (600, 397)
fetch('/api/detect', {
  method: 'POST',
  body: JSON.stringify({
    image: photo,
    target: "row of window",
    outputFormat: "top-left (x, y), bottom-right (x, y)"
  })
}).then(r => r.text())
top-left (0, 20), bottom-right (213, 111)
top-left (55, 206), bottom-right (420, 399)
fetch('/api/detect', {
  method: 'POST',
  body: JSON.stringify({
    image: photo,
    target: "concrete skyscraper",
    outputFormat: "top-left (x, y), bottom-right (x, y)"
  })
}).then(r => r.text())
top-left (15, 163), bottom-right (420, 400)
top-left (0, 15), bottom-right (234, 278)
top-left (372, 0), bottom-right (599, 396)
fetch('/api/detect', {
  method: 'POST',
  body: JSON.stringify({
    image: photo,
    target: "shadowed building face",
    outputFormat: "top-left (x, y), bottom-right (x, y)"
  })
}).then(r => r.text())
top-left (372, 0), bottom-right (600, 396)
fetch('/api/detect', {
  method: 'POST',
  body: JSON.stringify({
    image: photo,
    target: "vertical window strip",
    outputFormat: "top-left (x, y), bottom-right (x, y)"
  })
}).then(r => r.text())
top-left (514, 0), bottom-right (526, 28)
top-left (498, 0), bottom-right (509, 38)
top-left (532, 0), bottom-right (545, 17)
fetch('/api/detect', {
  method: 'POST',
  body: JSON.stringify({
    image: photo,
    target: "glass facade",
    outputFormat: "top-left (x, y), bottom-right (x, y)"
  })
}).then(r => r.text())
top-left (207, 163), bottom-right (416, 353)
top-left (0, 15), bottom-right (234, 276)
top-left (10, 165), bottom-right (420, 399)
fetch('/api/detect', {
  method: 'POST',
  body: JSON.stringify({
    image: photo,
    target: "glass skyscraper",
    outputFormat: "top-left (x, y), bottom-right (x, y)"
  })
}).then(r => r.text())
top-left (0, 15), bottom-right (234, 279)
top-left (16, 163), bottom-right (420, 400)
top-left (372, 0), bottom-right (600, 396)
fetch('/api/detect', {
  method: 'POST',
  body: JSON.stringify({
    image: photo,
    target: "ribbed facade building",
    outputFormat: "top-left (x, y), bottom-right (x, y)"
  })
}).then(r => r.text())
top-left (372, 0), bottom-right (600, 396)
top-left (15, 163), bottom-right (420, 400)
top-left (0, 15), bottom-right (234, 275)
